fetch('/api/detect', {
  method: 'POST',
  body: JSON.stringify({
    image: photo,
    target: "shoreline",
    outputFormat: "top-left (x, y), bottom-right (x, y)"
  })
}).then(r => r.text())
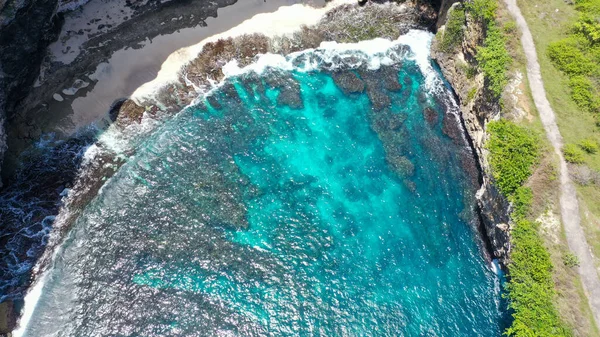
top-left (12, 33), bottom-right (502, 336)
top-left (3, 0), bottom-right (327, 180)
top-left (1, 0), bottom-right (513, 334)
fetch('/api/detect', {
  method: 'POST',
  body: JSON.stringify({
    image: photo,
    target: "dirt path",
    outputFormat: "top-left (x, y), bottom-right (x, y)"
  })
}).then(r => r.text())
top-left (503, 0), bottom-right (600, 328)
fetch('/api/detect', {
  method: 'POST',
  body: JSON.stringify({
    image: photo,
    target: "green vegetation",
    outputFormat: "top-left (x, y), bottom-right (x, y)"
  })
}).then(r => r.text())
top-left (467, 87), bottom-right (477, 102)
top-left (509, 186), bottom-right (534, 219)
top-left (563, 144), bottom-right (586, 164)
top-left (546, 0), bottom-right (600, 118)
top-left (506, 217), bottom-right (572, 337)
top-left (568, 76), bottom-right (600, 113)
top-left (564, 253), bottom-right (581, 268)
top-left (487, 120), bottom-right (539, 195)
top-left (465, 0), bottom-right (511, 98)
top-left (579, 137), bottom-right (599, 153)
top-left (477, 24), bottom-right (512, 97)
top-left (515, 0), bottom-right (600, 333)
top-left (465, 0), bottom-right (498, 22)
top-left (439, 6), bottom-right (466, 52)
top-left (547, 39), bottom-right (595, 76)
top-left (487, 120), bottom-right (571, 336)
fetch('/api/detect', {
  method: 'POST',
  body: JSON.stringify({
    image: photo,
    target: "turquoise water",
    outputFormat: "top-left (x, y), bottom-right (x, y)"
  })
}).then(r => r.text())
top-left (21, 42), bottom-right (507, 336)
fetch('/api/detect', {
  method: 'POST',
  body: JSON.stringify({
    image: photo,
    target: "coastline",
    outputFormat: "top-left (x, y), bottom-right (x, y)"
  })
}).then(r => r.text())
top-left (1, 0), bottom-right (513, 334)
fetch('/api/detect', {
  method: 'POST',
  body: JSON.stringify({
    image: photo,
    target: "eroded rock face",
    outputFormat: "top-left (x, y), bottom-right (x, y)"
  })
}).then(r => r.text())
top-left (431, 3), bottom-right (511, 266)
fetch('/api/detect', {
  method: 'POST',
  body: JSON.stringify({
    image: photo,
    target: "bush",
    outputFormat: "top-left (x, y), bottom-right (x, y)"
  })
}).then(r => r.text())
top-left (546, 2), bottom-right (600, 120)
top-left (440, 6), bottom-right (466, 52)
top-left (563, 143), bottom-right (586, 163)
top-left (487, 120), bottom-right (540, 195)
top-left (509, 186), bottom-right (534, 220)
top-left (547, 39), bottom-right (595, 76)
top-left (574, 0), bottom-right (600, 17)
top-left (573, 14), bottom-right (600, 44)
top-left (477, 23), bottom-right (511, 98)
top-left (579, 137), bottom-right (599, 153)
top-left (503, 20), bottom-right (518, 36)
top-left (465, 0), bottom-right (498, 23)
top-left (505, 219), bottom-right (572, 337)
top-left (563, 252), bottom-right (581, 268)
top-left (568, 76), bottom-right (600, 112)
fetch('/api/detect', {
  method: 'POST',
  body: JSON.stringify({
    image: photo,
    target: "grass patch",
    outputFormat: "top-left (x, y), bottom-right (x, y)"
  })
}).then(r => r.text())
top-left (516, 0), bottom-right (600, 334)
top-left (564, 143), bottom-right (587, 164)
top-left (544, 0), bottom-right (600, 117)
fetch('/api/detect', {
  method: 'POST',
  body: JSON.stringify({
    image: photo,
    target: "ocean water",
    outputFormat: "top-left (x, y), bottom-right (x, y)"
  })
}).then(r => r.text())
top-left (18, 33), bottom-right (508, 336)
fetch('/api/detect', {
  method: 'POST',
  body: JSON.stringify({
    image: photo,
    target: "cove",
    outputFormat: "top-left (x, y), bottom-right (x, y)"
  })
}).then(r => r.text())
top-left (18, 33), bottom-right (508, 336)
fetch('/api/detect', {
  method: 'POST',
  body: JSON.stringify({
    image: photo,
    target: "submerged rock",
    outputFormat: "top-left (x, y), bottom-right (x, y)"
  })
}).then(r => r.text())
top-left (264, 73), bottom-right (303, 109)
top-left (330, 71), bottom-right (365, 94)
top-left (423, 106), bottom-right (439, 126)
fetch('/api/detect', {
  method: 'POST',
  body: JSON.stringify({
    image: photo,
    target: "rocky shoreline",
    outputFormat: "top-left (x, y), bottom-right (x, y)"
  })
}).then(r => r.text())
top-left (0, 0), bottom-right (512, 334)
top-left (431, 1), bottom-right (512, 266)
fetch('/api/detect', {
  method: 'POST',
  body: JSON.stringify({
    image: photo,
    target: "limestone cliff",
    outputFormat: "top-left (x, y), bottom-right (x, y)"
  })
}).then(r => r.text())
top-left (431, 2), bottom-right (512, 266)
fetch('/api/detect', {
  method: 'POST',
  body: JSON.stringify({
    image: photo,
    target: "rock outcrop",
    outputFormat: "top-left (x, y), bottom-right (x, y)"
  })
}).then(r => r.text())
top-left (431, 2), bottom-right (512, 266)
top-left (0, 0), bottom-right (62, 188)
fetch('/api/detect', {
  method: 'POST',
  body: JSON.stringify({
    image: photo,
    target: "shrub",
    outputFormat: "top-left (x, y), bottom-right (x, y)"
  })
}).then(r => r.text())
top-left (509, 186), bottom-right (534, 220)
top-left (573, 15), bottom-right (600, 44)
top-left (467, 87), bottom-right (477, 102)
top-left (505, 219), bottom-right (572, 337)
top-left (563, 252), bottom-right (581, 267)
top-left (568, 76), bottom-right (600, 112)
top-left (487, 120), bottom-right (540, 195)
top-left (563, 143), bottom-right (586, 163)
top-left (465, 0), bottom-right (498, 23)
top-left (547, 39), bottom-right (595, 76)
top-left (579, 137), bottom-right (599, 153)
top-left (574, 0), bottom-right (600, 17)
top-left (477, 23), bottom-right (511, 98)
top-left (503, 20), bottom-right (518, 36)
top-left (440, 6), bottom-right (466, 52)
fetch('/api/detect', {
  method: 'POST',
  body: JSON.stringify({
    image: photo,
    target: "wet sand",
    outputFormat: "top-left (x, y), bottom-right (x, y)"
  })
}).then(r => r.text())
top-left (46, 0), bottom-right (325, 136)
top-left (2, 0), bottom-right (324, 179)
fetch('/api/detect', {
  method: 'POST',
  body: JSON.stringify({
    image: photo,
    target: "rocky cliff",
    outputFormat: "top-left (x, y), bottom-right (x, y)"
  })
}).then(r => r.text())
top-left (0, 0), bottom-right (62, 188)
top-left (431, 2), bottom-right (512, 266)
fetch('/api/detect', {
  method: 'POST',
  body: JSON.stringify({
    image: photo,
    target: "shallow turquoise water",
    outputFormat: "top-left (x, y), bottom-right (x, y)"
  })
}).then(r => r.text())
top-left (22, 42), bottom-right (507, 336)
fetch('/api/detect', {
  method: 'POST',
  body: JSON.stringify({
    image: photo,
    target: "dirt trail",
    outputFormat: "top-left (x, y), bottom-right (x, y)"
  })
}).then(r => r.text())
top-left (503, 0), bottom-right (600, 328)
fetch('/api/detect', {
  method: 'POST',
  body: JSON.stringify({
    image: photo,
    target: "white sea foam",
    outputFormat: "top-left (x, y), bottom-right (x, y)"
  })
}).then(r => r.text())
top-left (13, 268), bottom-right (48, 337)
top-left (220, 37), bottom-right (411, 77)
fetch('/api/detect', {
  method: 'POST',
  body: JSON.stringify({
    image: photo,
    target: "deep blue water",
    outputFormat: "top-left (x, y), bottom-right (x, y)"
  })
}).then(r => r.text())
top-left (19, 39), bottom-right (507, 336)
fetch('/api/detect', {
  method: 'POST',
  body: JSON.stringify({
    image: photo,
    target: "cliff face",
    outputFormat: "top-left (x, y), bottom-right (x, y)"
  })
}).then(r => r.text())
top-left (431, 2), bottom-right (512, 266)
top-left (0, 0), bottom-right (61, 188)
